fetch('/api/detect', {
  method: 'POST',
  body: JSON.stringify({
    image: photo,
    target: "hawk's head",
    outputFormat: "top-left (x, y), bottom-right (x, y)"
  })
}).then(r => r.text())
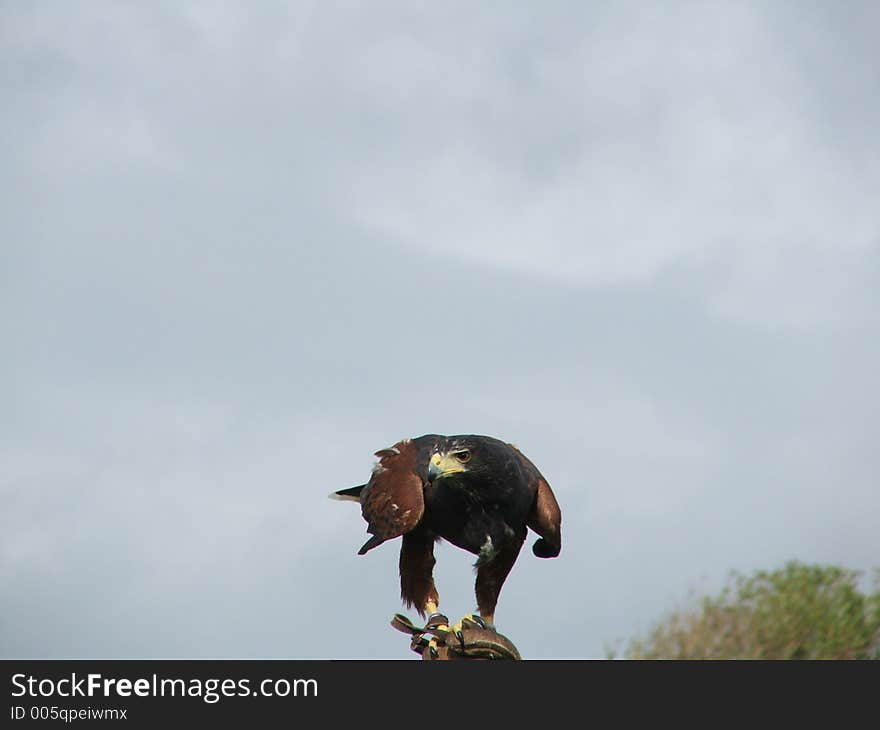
top-left (426, 435), bottom-right (514, 483)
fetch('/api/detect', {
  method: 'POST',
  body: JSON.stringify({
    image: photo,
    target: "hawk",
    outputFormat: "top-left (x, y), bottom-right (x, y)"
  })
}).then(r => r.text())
top-left (332, 434), bottom-right (562, 630)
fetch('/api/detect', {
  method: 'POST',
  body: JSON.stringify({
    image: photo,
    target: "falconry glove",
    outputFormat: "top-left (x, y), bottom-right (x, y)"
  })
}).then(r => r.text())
top-left (391, 613), bottom-right (522, 661)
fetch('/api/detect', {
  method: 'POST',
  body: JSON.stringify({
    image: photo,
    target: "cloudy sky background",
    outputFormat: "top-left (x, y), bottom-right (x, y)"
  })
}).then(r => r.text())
top-left (2, 2), bottom-right (878, 659)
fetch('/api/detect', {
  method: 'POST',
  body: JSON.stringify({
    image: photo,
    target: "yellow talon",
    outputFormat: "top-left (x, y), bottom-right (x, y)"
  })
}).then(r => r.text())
top-left (456, 613), bottom-right (489, 631)
top-left (425, 612), bottom-right (450, 634)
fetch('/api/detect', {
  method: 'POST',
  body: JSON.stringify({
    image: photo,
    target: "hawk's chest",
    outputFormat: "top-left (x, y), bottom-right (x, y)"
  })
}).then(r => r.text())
top-left (423, 476), bottom-right (527, 554)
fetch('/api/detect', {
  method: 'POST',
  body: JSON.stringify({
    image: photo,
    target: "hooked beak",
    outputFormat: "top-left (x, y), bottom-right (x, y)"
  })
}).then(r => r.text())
top-left (428, 452), bottom-right (465, 481)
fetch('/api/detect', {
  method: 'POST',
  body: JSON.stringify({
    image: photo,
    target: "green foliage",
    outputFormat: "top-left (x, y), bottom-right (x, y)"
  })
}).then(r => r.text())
top-left (624, 562), bottom-right (880, 659)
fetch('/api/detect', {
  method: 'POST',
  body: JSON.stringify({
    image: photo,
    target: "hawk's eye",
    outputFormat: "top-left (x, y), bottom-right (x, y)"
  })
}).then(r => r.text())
top-left (454, 450), bottom-right (471, 463)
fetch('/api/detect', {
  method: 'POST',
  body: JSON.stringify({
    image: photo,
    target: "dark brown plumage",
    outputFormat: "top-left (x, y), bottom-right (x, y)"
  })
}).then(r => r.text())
top-left (333, 434), bottom-right (562, 627)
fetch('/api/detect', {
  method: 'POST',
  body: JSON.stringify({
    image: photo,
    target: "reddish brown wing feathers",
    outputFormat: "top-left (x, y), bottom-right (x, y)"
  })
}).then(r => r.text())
top-left (357, 440), bottom-right (426, 555)
top-left (510, 445), bottom-right (562, 558)
top-left (529, 477), bottom-right (562, 557)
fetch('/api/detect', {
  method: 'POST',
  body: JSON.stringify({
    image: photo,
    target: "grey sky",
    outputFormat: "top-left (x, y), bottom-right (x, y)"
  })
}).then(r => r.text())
top-left (2, 2), bottom-right (878, 659)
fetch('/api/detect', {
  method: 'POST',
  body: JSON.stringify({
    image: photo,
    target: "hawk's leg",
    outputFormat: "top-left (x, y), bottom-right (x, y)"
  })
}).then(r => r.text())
top-left (399, 530), bottom-right (442, 621)
top-left (473, 533), bottom-right (526, 629)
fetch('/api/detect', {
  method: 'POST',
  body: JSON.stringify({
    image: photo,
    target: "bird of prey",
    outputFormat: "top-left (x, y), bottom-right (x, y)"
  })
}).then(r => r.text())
top-left (332, 434), bottom-right (562, 630)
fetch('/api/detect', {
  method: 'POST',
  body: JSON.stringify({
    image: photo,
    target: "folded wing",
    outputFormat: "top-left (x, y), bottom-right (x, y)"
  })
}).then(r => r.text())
top-left (510, 445), bottom-right (562, 558)
top-left (357, 436), bottom-right (440, 555)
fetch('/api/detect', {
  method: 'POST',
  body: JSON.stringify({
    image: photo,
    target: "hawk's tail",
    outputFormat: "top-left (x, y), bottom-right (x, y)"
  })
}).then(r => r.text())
top-left (329, 484), bottom-right (366, 502)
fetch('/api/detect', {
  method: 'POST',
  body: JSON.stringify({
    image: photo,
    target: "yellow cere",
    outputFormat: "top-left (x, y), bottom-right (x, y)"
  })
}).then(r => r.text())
top-left (430, 452), bottom-right (467, 476)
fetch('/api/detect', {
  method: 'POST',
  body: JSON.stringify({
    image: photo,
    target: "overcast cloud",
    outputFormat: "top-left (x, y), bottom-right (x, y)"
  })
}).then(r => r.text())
top-left (2, 2), bottom-right (878, 659)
